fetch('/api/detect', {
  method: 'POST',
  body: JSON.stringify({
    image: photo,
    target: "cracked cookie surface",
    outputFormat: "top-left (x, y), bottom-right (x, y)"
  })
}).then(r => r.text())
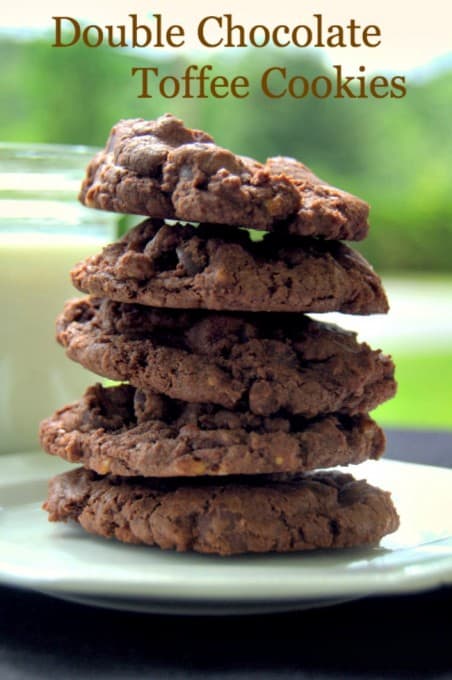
top-left (266, 157), bottom-right (369, 240)
top-left (71, 219), bottom-right (387, 314)
top-left (39, 383), bottom-right (385, 477)
top-left (56, 298), bottom-right (396, 417)
top-left (79, 114), bottom-right (299, 229)
top-left (79, 114), bottom-right (369, 238)
top-left (44, 467), bottom-right (400, 555)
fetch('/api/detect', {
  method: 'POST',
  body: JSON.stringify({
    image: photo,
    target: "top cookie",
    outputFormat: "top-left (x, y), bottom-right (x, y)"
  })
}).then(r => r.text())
top-left (266, 157), bottom-right (369, 240)
top-left (79, 114), bottom-right (369, 239)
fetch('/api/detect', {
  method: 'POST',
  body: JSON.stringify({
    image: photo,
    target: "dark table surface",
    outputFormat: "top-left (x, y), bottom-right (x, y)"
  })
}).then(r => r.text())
top-left (1, 428), bottom-right (451, 680)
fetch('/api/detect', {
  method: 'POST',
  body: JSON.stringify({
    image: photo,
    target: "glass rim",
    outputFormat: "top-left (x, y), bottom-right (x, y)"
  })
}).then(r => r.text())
top-left (0, 141), bottom-right (99, 157)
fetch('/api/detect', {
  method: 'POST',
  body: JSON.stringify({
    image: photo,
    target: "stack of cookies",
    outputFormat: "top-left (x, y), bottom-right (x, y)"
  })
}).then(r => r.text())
top-left (40, 114), bottom-right (399, 556)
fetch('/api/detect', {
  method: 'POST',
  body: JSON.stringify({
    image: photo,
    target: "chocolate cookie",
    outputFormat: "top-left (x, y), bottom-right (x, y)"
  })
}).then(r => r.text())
top-left (56, 298), bottom-right (396, 417)
top-left (71, 220), bottom-right (387, 314)
top-left (39, 383), bottom-right (385, 477)
top-left (44, 467), bottom-right (399, 555)
top-left (79, 114), bottom-right (299, 229)
top-left (267, 157), bottom-right (369, 241)
top-left (79, 114), bottom-right (368, 238)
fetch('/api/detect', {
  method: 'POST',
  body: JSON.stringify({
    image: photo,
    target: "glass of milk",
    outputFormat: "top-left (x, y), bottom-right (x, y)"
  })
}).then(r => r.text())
top-left (0, 144), bottom-right (119, 453)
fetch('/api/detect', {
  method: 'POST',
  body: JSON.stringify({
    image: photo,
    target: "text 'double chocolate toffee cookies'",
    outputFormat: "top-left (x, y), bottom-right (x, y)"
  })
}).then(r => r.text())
top-left (71, 219), bottom-right (388, 314)
top-left (56, 298), bottom-right (396, 417)
top-left (44, 467), bottom-right (399, 555)
top-left (39, 384), bottom-right (385, 478)
top-left (41, 113), bottom-right (399, 556)
top-left (79, 114), bottom-right (369, 239)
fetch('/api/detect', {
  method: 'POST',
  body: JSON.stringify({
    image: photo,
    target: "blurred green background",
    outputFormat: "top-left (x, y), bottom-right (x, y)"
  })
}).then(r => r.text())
top-left (1, 35), bottom-right (451, 429)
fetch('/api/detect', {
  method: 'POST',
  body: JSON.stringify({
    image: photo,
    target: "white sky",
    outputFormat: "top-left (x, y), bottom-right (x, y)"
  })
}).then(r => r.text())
top-left (1, 0), bottom-right (451, 72)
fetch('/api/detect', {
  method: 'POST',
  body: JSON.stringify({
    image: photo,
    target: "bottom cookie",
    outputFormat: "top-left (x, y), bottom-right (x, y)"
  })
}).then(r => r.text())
top-left (44, 468), bottom-right (399, 556)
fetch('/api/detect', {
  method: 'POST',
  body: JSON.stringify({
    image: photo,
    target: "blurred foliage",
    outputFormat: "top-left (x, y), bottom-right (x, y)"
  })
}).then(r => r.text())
top-left (1, 36), bottom-right (452, 273)
top-left (373, 350), bottom-right (452, 429)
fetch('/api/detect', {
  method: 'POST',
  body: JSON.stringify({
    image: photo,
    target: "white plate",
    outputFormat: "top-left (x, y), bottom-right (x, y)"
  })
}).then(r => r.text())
top-left (1, 452), bottom-right (452, 615)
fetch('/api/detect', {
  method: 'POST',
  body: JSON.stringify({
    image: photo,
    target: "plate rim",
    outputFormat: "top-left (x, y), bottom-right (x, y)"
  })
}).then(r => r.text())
top-left (1, 453), bottom-right (452, 606)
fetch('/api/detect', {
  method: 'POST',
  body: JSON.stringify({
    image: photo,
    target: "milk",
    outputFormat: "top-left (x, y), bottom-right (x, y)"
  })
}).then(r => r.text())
top-left (0, 230), bottom-right (117, 453)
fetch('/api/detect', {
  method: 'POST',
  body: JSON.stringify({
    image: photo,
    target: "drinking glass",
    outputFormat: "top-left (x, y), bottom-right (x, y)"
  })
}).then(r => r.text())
top-left (0, 143), bottom-right (118, 453)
